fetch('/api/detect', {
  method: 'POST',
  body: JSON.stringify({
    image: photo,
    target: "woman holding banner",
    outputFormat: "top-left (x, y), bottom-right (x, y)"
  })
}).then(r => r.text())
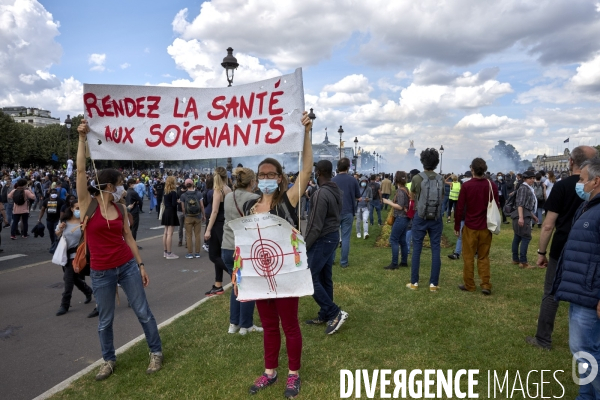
top-left (203, 166), bottom-right (232, 296)
top-left (162, 176), bottom-right (180, 259)
top-left (75, 119), bottom-right (163, 381)
top-left (241, 111), bottom-right (313, 399)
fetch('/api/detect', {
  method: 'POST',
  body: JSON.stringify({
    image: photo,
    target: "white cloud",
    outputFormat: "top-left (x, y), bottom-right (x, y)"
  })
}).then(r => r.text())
top-left (0, 0), bottom-right (62, 94)
top-left (323, 74), bottom-right (372, 94)
top-left (163, 38), bottom-right (281, 88)
top-left (88, 53), bottom-right (106, 72)
top-left (571, 53), bottom-right (600, 91)
top-left (120, 62), bottom-right (131, 69)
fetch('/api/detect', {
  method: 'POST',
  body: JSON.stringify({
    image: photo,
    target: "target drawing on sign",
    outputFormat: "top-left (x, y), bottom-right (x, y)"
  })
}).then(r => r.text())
top-left (246, 224), bottom-right (297, 293)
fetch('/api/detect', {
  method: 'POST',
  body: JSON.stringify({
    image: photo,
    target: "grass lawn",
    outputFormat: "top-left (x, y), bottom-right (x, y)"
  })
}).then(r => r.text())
top-left (54, 207), bottom-right (577, 399)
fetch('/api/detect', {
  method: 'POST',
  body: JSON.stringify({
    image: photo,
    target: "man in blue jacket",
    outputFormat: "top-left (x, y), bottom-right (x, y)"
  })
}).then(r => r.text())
top-left (552, 158), bottom-right (600, 398)
top-left (331, 158), bottom-right (361, 268)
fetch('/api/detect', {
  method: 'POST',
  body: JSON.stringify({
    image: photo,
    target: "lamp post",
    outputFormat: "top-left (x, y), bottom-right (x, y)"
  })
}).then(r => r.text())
top-left (542, 154), bottom-right (547, 170)
top-left (221, 47), bottom-right (239, 87)
top-left (64, 114), bottom-right (72, 162)
top-left (353, 137), bottom-right (358, 173)
top-left (338, 126), bottom-right (344, 160)
top-left (308, 108), bottom-right (316, 143)
top-left (439, 145), bottom-right (444, 174)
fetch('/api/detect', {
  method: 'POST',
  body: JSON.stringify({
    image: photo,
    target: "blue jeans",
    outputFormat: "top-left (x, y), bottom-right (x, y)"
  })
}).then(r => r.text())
top-left (512, 234), bottom-right (531, 263)
top-left (4, 203), bottom-right (13, 225)
top-left (390, 217), bottom-right (409, 265)
top-left (308, 231), bottom-right (340, 321)
top-left (569, 303), bottom-right (600, 399)
top-left (410, 214), bottom-right (443, 286)
top-left (535, 206), bottom-right (544, 225)
top-left (91, 258), bottom-right (162, 361)
top-left (441, 196), bottom-right (449, 218)
top-left (369, 199), bottom-right (382, 225)
top-left (406, 229), bottom-right (412, 255)
top-left (11, 213), bottom-right (29, 237)
top-left (222, 249), bottom-right (256, 329)
top-left (455, 221), bottom-right (465, 254)
top-left (47, 220), bottom-right (58, 246)
top-left (382, 193), bottom-right (390, 210)
top-left (334, 213), bottom-right (354, 266)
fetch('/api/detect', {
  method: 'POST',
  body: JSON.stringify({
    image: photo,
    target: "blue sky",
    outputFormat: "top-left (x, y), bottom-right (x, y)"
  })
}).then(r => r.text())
top-left (2, 0), bottom-right (600, 172)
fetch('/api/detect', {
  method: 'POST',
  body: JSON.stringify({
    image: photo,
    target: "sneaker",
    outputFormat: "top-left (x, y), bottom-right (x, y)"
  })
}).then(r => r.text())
top-left (325, 310), bottom-right (348, 335)
top-left (249, 372), bottom-right (278, 395)
top-left (399, 262), bottom-right (409, 267)
top-left (87, 308), bottom-right (99, 318)
top-left (357, 233), bottom-right (361, 238)
top-left (205, 285), bottom-right (224, 296)
top-left (284, 374), bottom-right (301, 398)
top-left (202, 244), bottom-right (209, 252)
top-left (56, 306), bottom-right (68, 316)
top-left (364, 233), bottom-right (369, 240)
top-left (95, 360), bottom-right (116, 381)
top-left (429, 283), bottom-right (440, 292)
top-left (146, 352), bottom-right (163, 374)
top-left (194, 253), bottom-right (201, 258)
top-left (406, 282), bottom-right (418, 290)
top-left (228, 323), bottom-right (240, 334)
top-left (525, 336), bottom-right (551, 351)
top-left (305, 317), bottom-right (325, 325)
top-left (166, 253), bottom-right (179, 259)
top-left (384, 263), bottom-right (399, 270)
top-left (481, 289), bottom-right (492, 296)
top-left (163, 251), bottom-right (168, 258)
top-left (240, 325), bottom-right (264, 335)
top-left (447, 253), bottom-right (460, 260)
top-left (10, 236), bottom-right (16, 240)
top-left (185, 253), bottom-right (194, 259)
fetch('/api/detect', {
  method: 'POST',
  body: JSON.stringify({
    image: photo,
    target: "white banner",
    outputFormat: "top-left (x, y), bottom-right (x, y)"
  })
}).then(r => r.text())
top-left (83, 68), bottom-right (305, 160)
top-left (228, 213), bottom-right (313, 301)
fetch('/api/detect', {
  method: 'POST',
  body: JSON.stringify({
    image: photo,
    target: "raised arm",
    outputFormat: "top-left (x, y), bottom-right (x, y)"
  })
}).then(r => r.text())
top-left (286, 111), bottom-right (313, 207)
top-left (76, 120), bottom-right (91, 216)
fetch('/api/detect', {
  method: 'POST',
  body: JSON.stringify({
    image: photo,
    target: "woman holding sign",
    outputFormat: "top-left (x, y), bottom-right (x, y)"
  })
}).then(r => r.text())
top-left (241, 111), bottom-right (313, 399)
top-left (76, 120), bottom-right (163, 381)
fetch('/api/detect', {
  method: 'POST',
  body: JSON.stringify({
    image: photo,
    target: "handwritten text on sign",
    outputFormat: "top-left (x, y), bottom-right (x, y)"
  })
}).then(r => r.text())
top-left (83, 68), bottom-right (305, 160)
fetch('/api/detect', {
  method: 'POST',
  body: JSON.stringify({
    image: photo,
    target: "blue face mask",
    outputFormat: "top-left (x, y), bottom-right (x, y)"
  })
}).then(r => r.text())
top-left (74, 210), bottom-right (81, 219)
top-left (258, 179), bottom-right (279, 195)
top-left (576, 182), bottom-right (591, 201)
top-left (361, 182), bottom-right (367, 187)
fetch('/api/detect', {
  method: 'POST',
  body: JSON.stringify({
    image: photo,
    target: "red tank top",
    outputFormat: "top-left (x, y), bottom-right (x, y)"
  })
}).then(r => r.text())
top-left (86, 203), bottom-right (134, 271)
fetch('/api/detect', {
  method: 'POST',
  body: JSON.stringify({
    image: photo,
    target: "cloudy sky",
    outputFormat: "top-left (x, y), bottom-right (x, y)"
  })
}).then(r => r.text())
top-left (1, 0), bottom-right (600, 172)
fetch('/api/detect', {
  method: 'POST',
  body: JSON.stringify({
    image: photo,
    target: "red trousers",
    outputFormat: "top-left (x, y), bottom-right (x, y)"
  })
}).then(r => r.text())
top-left (255, 297), bottom-right (302, 371)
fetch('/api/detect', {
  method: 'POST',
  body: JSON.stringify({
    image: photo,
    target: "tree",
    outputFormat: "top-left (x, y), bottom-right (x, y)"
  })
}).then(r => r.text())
top-left (0, 111), bottom-right (24, 166)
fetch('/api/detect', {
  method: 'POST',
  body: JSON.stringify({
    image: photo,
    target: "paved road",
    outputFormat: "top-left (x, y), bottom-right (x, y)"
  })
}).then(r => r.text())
top-left (0, 210), bottom-right (219, 400)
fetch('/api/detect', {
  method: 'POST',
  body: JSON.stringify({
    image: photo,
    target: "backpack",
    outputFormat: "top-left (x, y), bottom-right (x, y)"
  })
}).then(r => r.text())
top-left (184, 193), bottom-right (201, 216)
top-left (503, 182), bottom-right (521, 215)
top-left (13, 189), bottom-right (26, 206)
top-left (406, 199), bottom-right (416, 219)
top-left (534, 182), bottom-right (544, 201)
top-left (416, 172), bottom-right (444, 220)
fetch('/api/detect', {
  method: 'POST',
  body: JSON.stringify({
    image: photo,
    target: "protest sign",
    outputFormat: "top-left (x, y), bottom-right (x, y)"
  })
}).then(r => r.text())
top-left (228, 213), bottom-right (313, 301)
top-left (82, 68), bottom-right (305, 160)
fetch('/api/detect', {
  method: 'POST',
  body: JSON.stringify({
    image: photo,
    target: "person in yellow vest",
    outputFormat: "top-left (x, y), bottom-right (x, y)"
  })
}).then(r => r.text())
top-left (447, 174), bottom-right (461, 223)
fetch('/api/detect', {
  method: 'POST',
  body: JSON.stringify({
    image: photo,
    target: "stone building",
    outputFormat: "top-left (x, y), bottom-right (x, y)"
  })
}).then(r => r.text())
top-left (1, 106), bottom-right (60, 127)
top-left (534, 148), bottom-right (571, 172)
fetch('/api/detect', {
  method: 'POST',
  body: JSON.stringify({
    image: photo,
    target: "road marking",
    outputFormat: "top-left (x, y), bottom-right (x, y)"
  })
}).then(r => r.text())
top-left (0, 254), bottom-right (27, 262)
top-left (33, 283), bottom-right (232, 400)
top-left (0, 235), bottom-right (163, 275)
top-left (150, 226), bottom-right (165, 230)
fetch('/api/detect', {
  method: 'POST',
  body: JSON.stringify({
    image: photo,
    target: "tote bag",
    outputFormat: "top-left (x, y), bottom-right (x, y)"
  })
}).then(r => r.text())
top-left (487, 180), bottom-right (501, 235)
top-left (51, 236), bottom-right (68, 266)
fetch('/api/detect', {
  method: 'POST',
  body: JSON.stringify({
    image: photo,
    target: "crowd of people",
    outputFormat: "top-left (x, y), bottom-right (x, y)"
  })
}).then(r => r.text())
top-left (3, 120), bottom-right (600, 396)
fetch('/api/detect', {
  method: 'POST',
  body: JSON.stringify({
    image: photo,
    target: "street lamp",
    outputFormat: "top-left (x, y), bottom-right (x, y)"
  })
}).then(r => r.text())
top-left (353, 137), bottom-right (358, 172)
top-left (439, 145), bottom-right (444, 174)
top-left (308, 108), bottom-right (316, 143)
top-left (338, 125), bottom-right (344, 160)
top-left (542, 154), bottom-right (547, 169)
top-left (64, 114), bottom-right (72, 162)
top-left (221, 47), bottom-right (239, 87)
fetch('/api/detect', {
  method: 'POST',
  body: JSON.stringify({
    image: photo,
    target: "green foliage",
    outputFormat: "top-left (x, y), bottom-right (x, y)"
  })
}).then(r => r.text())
top-left (0, 111), bottom-right (24, 165)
